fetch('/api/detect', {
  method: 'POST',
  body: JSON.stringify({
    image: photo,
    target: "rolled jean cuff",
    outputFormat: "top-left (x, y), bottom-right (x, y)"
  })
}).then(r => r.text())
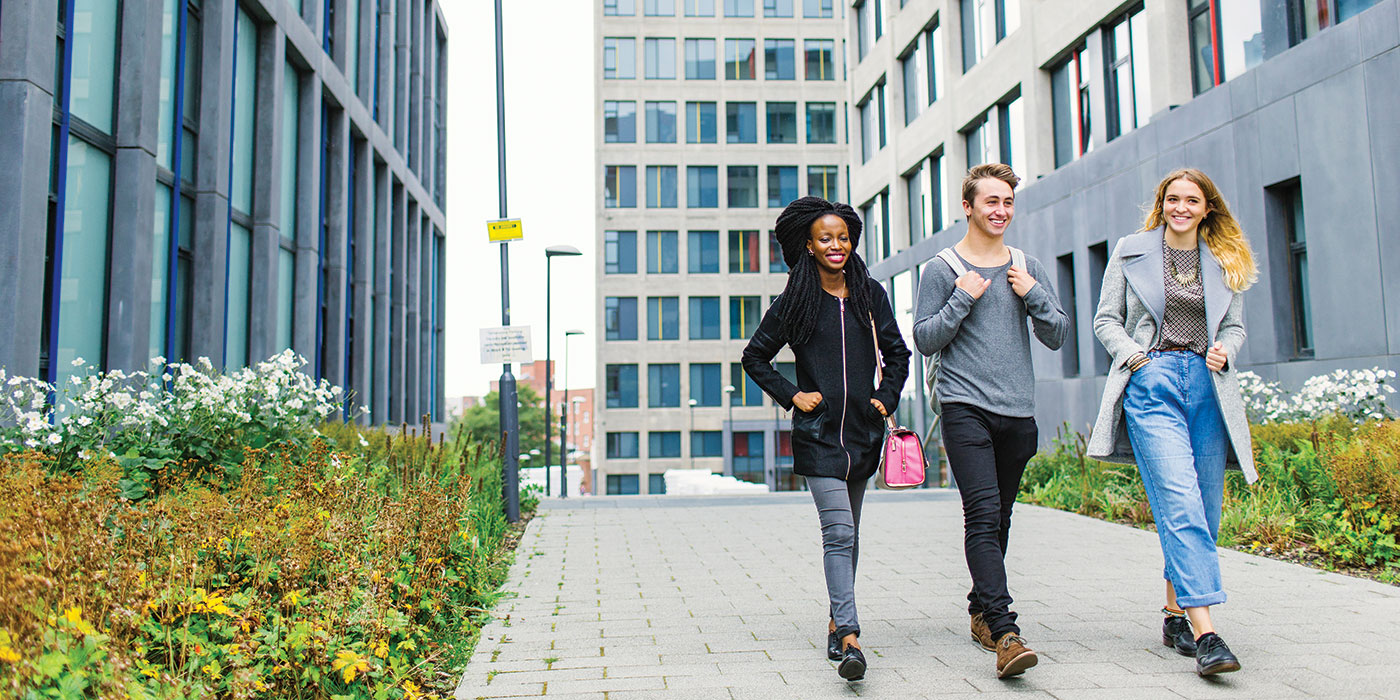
top-left (835, 625), bottom-right (860, 640)
top-left (1175, 590), bottom-right (1227, 609)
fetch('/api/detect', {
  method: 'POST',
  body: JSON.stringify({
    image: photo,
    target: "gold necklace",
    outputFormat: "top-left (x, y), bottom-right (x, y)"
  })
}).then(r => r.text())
top-left (1168, 247), bottom-right (1198, 286)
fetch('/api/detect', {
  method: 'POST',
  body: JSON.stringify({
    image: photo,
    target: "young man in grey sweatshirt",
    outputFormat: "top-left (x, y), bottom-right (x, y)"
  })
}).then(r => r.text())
top-left (912, 164), bottom-right (1069, 678)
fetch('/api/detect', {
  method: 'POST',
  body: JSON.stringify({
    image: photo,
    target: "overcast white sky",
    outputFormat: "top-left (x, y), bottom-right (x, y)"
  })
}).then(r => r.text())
top-left (440, 0), bottom-right (596, 399)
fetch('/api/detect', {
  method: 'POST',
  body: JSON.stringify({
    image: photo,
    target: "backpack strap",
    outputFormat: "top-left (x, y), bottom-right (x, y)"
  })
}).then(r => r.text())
top-left (1008, 246), bottom-right (1026, 271)
top-left (935, 247), bottom-right (968, 278)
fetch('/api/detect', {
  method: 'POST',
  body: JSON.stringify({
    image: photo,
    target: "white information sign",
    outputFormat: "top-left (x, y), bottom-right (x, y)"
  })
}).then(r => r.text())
top-left (480, 326), bottom-right (533, 365)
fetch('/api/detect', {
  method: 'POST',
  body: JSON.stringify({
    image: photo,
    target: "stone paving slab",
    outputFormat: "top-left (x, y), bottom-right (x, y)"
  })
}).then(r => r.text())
top-left (454, 490), bottom-right (1400, 699)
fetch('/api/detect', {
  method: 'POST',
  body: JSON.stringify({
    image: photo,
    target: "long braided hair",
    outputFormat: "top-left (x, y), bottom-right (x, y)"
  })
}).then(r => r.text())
top-left (773, 197), bottom-right (876, 346)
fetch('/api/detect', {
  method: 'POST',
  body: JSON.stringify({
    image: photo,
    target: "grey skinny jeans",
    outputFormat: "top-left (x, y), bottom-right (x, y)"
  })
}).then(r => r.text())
top-left (807, 475), bottom-right (867, 640)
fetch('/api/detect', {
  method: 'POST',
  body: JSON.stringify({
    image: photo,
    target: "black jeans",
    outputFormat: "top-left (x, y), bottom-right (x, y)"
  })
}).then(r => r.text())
top-left (941, 402), bottom-right (1038, 640)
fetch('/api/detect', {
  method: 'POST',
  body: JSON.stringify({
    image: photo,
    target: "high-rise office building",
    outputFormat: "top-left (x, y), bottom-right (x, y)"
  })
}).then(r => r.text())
top-left (850, 0), bottom-right (1397, 439)
top-left (593, 0), bottom-right (850, 494)
top-left (0, 0), bottom-right (449, 424)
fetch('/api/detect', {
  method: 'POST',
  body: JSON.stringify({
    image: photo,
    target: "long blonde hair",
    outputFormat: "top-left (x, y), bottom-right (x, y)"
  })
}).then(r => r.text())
top-left (1142, 168), bottom-right (1257, 292)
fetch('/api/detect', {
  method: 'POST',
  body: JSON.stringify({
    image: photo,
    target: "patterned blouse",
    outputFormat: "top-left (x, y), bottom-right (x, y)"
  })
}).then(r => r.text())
top-left (1155, 240), bottom-right (1210, 356)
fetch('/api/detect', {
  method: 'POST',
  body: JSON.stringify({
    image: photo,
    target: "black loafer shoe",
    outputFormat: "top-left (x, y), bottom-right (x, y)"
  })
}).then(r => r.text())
top-left (1195, 633), bottom-right (1241, 676)
top-left (827, 630), bottom-right (841, 661)
top-left (1162, 615), bottom-right (1197, 656)
top-left (837, 646), bottom-right (866, 681)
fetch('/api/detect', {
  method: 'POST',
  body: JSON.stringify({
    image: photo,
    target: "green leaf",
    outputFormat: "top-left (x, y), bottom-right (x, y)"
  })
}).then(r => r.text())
top-left (35, 651), bottom-right (67, 678)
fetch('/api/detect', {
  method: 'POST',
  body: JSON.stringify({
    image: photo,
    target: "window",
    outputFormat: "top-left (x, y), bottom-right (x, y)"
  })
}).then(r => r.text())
top-left (649, 431), bottom-right (682, 458)
top-left (729, 296), bottom-right (760, 339)
top-left (804, 0), bottom-right (833, 17)
top-left (645, 101), bottom-right (677, 143)
top-left (605, 297), bottom-right (639, 340)
top-left (1056, 253), bottom-right (1080, 378)
top-left (726, 102), bottom-right (757, 143)
top-left (603, 38), bottom-right (636, 79)
top-left (730, 364), bottom-right (763, 406)
top-left (686, 0), bottom-right (716, 16)
top-left (768, 166), bottom-right (799, 208)
top-left (1088, 241), bottom-right (1110, 374)
top-left (692, 431), bottom-right (723, 457)
top-left (604, 100), bottom-right (637, 143)
top-left (766, 102), bottom-right (798, 144)
top-left (1284, 0), bottom-right (1379, 44)
top-left (606, 365), bottom-right (639, 408)
top-left (649, 364), bottom-right (682, 407)
top-left (901, 44), bottom-right (922, 125)
top-left (691, 363), bottom-right (722, 406)
top-left (687, 166), bottom-right (719, 207)
top-left (688, 232), bottom-right (720, 273)
top-left (1050, 46), bottom-right (1091, 168)
top-left (604, 165), bottom-right (636, 208)
top-left (731, 431), bottom-right (765, 483)
top-left (685, 39), bottom-right (716, 79)
top-left (646, 231), bottom-right (679, 273)
top-left (960, 0), bottom-right (1019, 72)
top-left (925, 22), bottom-right (943, 104)
top-left (685, 102), bottom-right (718, 143)
top-left (805, 39), bottom-right (835, 80)
top-left (905, 165), bottom-right (925, 244)
top-left (605, 474), bottom-right (640, 494)
top-left (725, 0), bottom-right (755, 16)
top-left (645, 0), bottom-right (675, 15)
top-left (689, 297), bottom-right (721, 339)
top-left (1269, 180), bottom-right (1313, 357)
top-left (606, 433), bottom-right (640, 459)
top-left (645, 38), bottom-right (677, 79)
top-left (855, 0), bottom-right (882, 59)
top-left (858, 83), bottom-right (886, 162)
top-left (860, 192), bottom-right (891, 260)
top-left (649, 473), bottom-right (668, 494)
top-left (1104, 6), bottom-right (1150, 140)
top-left (806, 102), bottom-right (837, 143)
top-left (769, 231), bottom-right (789, 273)
top-left (764, 0), bottom-right (794, 16)
top-left (764, 39), bottom-right (796, 80)
top-left (727, 166), bottom-right (759, 208)
top-left (646, 166), bottom-right (678, 208)
top-left (605, 231), bottom-right (638, 274)
top-left (1187, 0), bottom-right (1262, 95)
top-left (728, 231), bottom-right (760, 273)
top-left (725, 39), bottom-right (756, 80)
top-left (964, 93), bottom-right (1023, 177)
top-left (808, 166), bottom-right (838, 200)
top-left (605, 0), bottom-right (636, 15)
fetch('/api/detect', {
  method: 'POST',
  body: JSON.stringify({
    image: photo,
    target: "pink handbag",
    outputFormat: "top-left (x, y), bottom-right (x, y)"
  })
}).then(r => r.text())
top-left (869, 317), bottom-right (927, 490)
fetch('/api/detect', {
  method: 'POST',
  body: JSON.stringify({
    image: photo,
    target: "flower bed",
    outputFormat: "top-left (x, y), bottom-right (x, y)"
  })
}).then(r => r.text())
top-left (0, 354), bottom-right (534, 698)
top-left (1020, 368), bottom-right (1400, 584)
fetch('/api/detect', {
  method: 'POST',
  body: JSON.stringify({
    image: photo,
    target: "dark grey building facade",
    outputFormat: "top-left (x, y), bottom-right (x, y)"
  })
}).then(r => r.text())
top-left (857, 0), bottom-right (1399, 440)
top-left (0, 0), bottom-right (448, 423)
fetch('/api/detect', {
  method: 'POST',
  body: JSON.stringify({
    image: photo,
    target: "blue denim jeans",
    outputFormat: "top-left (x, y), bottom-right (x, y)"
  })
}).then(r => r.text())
top-left (807, 476), bottom-right (867, 640)
top-left (1122, 350), bottom-right (1228, 608)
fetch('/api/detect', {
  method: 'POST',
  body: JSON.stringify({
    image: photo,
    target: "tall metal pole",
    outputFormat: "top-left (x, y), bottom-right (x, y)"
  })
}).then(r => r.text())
top-left (560, 337), bottom-right (571, 499)
top-left (494, 0), bottom-right (520, 522)
top-left (544, 257), bottom-right (553, 496)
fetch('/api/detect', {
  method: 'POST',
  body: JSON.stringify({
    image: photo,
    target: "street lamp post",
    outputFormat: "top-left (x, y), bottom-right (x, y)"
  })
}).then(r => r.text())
top-left (543, 246), bottom-right (583, 499)
top-left (560, 329), bottom-right (584, 498)
top-left (493, 0), bottom-right (520, 522)
top-left (723, 384), bottom-right (736, 476)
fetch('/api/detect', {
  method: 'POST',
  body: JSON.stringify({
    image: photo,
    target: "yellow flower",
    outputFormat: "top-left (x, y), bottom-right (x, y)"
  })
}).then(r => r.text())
top-left (0, 631), bottom-right (20, 663)
top-left (371, 639), bottom-right (389, 659)
top-left (402, 680), bottom-right (423, 700)
top-left (282, 590), bottom-right (301, 607)
top-left (201, 662), bottom-right (222, 680)
top-left (62, 607), bottom-right (98, 636)
top-left (331, 649), bottom-right (370, 683)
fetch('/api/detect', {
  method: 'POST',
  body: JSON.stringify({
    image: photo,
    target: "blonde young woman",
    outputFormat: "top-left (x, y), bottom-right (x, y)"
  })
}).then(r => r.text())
top-left (1088, 168), bottom-right (1257, 676)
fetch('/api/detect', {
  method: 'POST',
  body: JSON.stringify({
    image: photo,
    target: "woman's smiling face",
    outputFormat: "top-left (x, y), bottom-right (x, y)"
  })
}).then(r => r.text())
top-left (1162, 178), bottom-right (1211, 236)
top-left (806, 214), bottom-right (852, 274)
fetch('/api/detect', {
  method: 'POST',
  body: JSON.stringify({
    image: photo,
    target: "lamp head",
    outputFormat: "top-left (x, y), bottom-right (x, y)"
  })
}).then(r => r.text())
top-left (545, 245), bottom-right (583, 258)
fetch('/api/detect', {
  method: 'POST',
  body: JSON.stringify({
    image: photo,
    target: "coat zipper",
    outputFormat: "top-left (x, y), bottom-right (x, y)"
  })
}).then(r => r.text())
top-left (839, 297), bottom-right (851, 479)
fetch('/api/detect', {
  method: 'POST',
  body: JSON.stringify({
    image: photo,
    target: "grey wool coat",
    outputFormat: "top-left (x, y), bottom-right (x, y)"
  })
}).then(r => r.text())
top-left (1087, 230), bottom-right (1257, 483)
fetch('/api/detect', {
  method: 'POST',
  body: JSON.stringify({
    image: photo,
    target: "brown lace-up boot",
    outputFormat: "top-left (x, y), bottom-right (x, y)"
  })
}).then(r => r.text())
top-left (994, 633), bottom-right (1038, 678)
top-left (970, 613), bottom-right (996, 651)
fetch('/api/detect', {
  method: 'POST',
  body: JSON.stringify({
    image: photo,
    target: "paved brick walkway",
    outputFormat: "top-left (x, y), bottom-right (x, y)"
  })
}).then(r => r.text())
top-left (454, 490), bottom-right (1400, 699)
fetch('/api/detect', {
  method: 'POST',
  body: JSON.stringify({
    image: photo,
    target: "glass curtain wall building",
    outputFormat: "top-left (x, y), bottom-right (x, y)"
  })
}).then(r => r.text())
top-left (847, 0), bottom-right (1396, 447)
top-left (0, 0), bottom-right (449, 425)
top-left (595, 0), bottom-right (849, 494)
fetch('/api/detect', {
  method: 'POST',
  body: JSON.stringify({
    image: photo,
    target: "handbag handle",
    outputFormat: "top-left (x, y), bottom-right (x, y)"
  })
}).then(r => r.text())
top-left (869, 314), bottom-right (895, 431)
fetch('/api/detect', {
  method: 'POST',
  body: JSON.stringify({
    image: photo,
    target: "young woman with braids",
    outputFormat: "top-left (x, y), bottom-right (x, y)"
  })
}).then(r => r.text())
top-left (1089, 168), bottom-right (1258, 676)
top-left (741, 196), bottom-right (910, 682)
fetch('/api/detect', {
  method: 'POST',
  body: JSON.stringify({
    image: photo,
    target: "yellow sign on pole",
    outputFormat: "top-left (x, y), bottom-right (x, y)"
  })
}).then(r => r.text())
top-left (487, 219), bottom-right (524, 242)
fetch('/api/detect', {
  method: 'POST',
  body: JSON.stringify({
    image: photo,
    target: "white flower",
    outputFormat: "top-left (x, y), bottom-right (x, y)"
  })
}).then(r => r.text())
top-left (77, 415), bottom-right (93, 427)
top-left (71, 358), bottom-right (86, 367)
top-left (46, 433), bottom-right (61, 445)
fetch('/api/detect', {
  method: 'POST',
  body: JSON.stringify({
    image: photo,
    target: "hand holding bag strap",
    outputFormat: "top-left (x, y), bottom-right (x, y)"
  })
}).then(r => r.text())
top-left (869, 314), bottom-right (895, 432)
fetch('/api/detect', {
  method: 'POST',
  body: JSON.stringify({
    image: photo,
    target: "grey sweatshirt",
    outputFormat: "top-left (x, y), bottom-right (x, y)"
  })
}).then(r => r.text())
top-left (912, 250), bottom-right (1069, 418)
